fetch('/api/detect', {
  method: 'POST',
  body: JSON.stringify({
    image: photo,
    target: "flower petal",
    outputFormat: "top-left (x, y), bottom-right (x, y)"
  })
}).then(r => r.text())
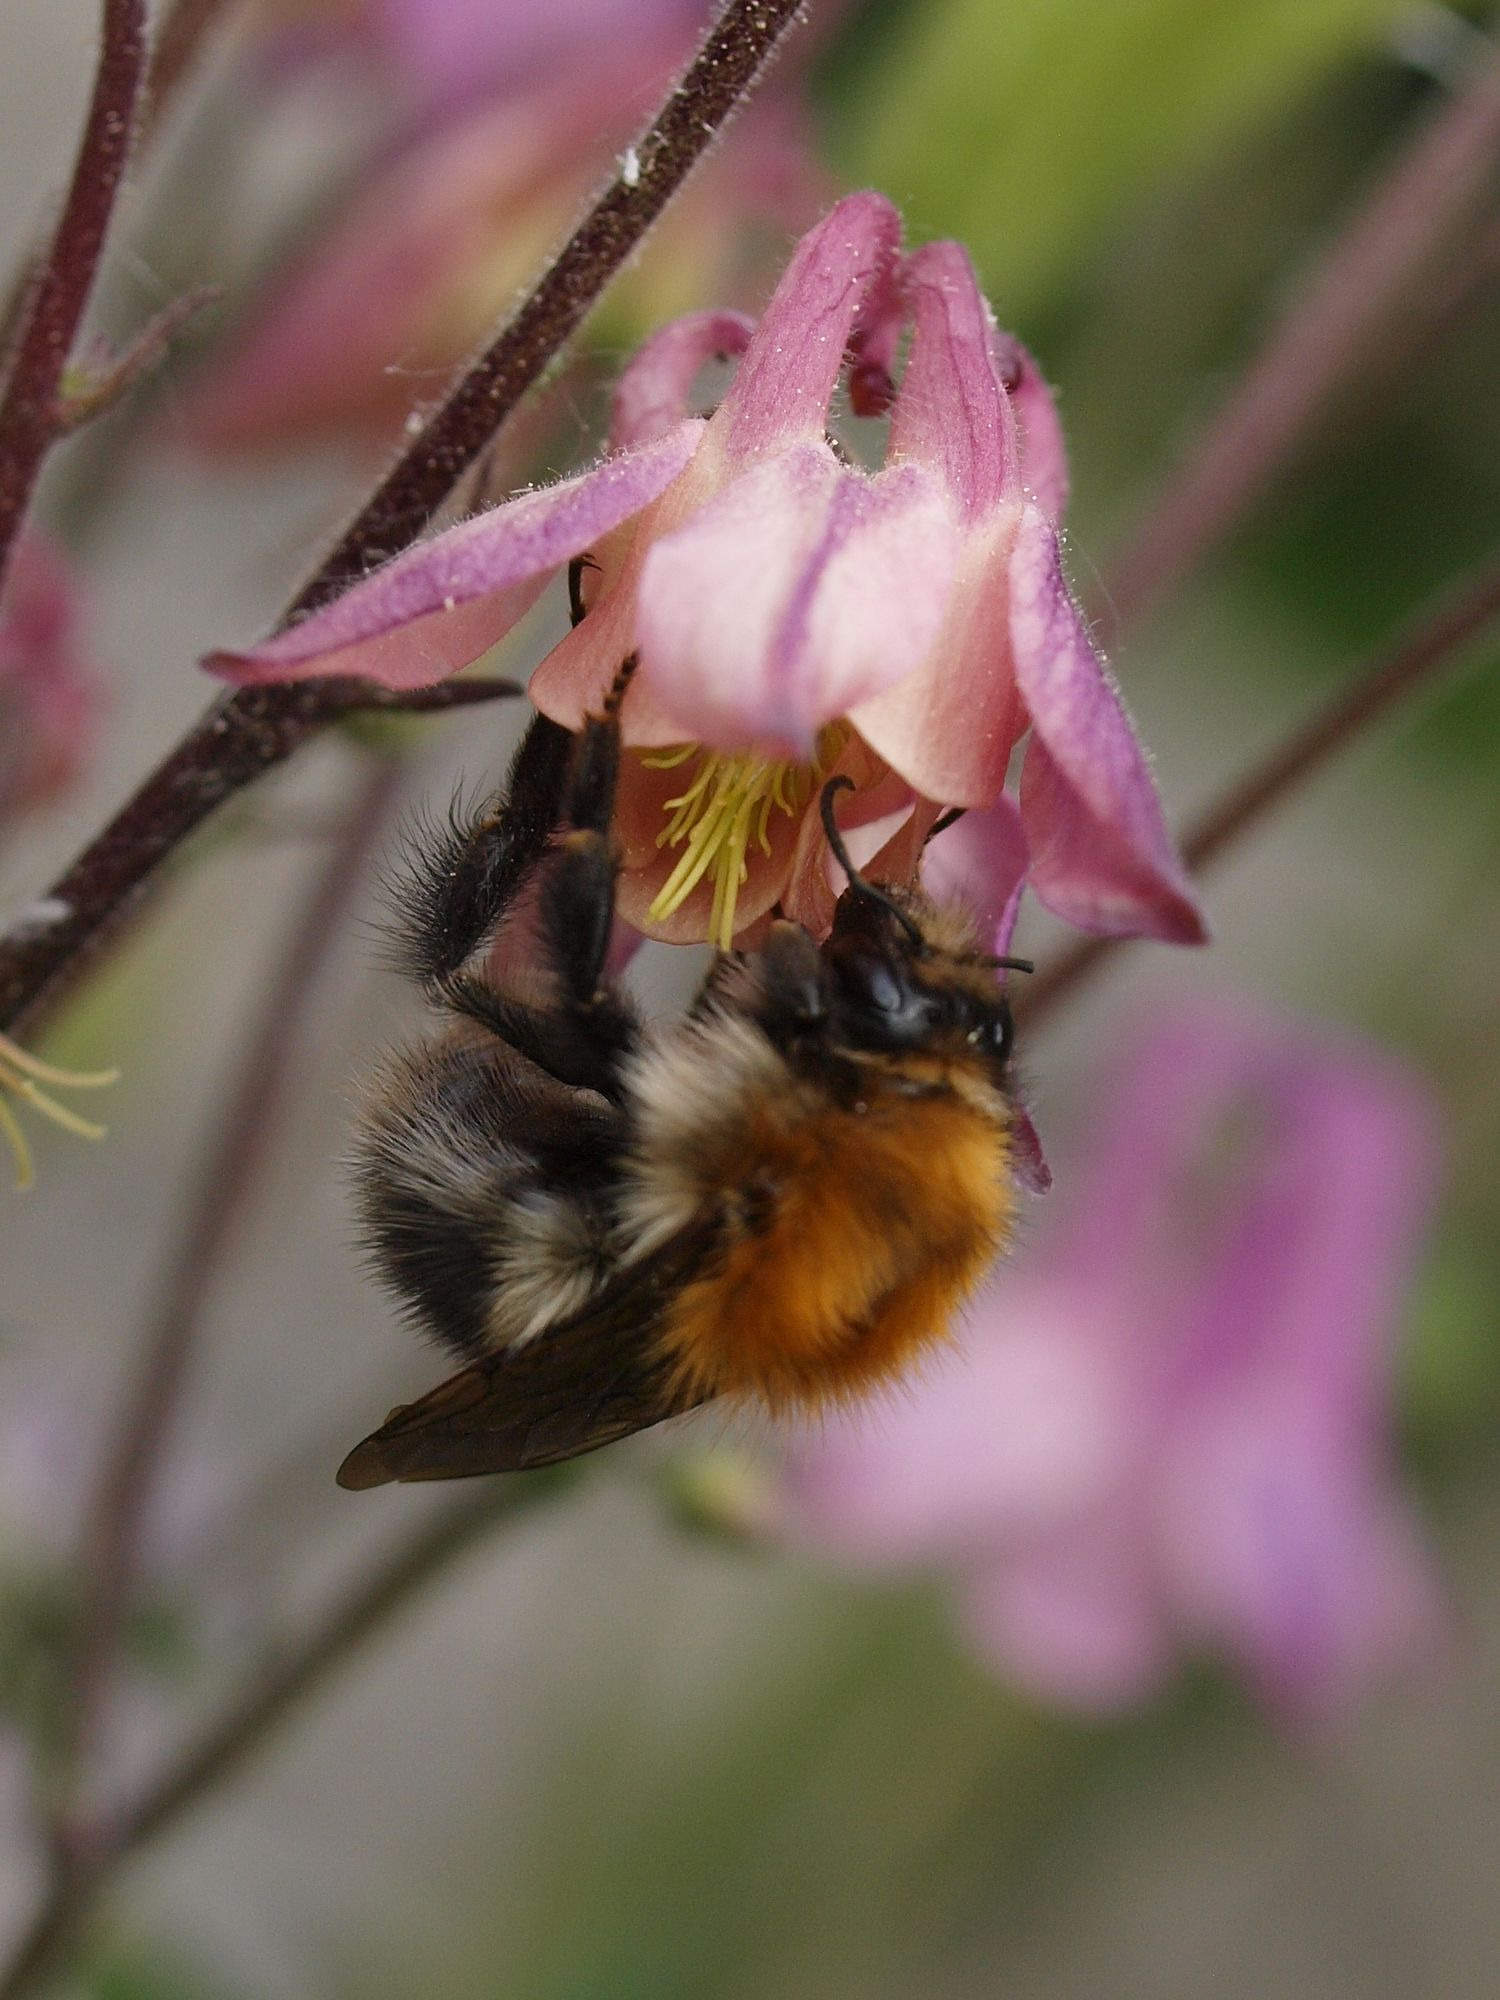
top-left (779, 742), bottom-right (922, 939)
top-left (636, 444), bottom-right (959, 756)
top-left (205, 422), bottom-right (703, 688)
top-left (783, 1284), bottom-right (1129, 1562)
top-left (849, 508), bottom-right (1027, 807)
top-left (1010, 508), bottom-right (1205, 941)
top-left (995, 333), bottom-right (1069, 521)
top-left (961, 1517), bottom-right (1173, 1712)
top-left (1157, 1397), bottom-right (1445, 1727)
top-left (1008, 1108), bottom-right (1053, 1195)
top-left (0, 535), bottom-right (99, 817)
top-left (610, 310), bottom-right (755, 450)
top-left (606, 741), bottom-right (808, 944)
top-left (921, 792), bottom-right (1030, 958)
top-left (887, 240), bottom-right (1019, 522)
top-left (715, 190), bottom-right (901, 464)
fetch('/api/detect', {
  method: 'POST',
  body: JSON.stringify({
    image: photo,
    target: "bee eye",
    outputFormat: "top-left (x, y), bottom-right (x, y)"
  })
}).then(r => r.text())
top-left (830, 942), bottom-right (940, 1047)
top-left (862, 958), bottom-right (905, 1016)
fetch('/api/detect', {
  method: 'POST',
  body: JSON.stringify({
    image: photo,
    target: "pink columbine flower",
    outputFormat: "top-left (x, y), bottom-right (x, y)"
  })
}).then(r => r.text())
top-left (190, 5), bottom-right (829, 451)
top-left (208, 192), bottom-right (1203, 951)
top-left (348, 0), bottom-right (711, 119)
top-left (782, 1006), bottom-right (1446, 1728)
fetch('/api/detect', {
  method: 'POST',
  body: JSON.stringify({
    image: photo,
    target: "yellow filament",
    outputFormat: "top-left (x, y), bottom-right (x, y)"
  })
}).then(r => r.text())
top-left (0, 1029), bottom-right (119, 1191)
top-left (643, 731), bottom-right (843, 951)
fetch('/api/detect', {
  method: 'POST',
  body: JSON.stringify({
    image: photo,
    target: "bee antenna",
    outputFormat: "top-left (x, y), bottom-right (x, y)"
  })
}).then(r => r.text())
top-left (819, 777), bottom-right (927, 951)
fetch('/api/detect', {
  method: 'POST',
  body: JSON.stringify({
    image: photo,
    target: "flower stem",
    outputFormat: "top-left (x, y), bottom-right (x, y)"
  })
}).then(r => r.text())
top-left (0, 1471), bottom-right (572, 2000)
top-left (0, 677), bottom-right (519, 1041)
top-left (56, 759), bottom-right (400, 1810)
top-left (1019, 545), bottom-right (1500, 1025)
top-left (0, 0), bottom-right (147, 598)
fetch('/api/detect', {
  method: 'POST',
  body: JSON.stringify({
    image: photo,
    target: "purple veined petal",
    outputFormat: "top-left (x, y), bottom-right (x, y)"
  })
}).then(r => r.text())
top-left (887, 240), bottom-right (1019, 523)
top-left (636, 444), bottom-right (959, 757)
top-left (993, 332), bottom-right (1070, 521)
top-left (921, 792), bottom-right (1029, 957)
top-left (610, 310), bottom-right (756, 450)
top-left (1010, 508), bottom-right (1206, 942)
top-left (715, 190), bottom-right (902, 465)
top-left (205, 422), bottom-right (704, 688)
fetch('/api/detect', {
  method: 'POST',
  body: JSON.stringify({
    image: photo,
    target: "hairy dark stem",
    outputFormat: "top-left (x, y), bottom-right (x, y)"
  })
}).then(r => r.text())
top-left (0, 678), bottom-right (519, 1040)
top-left (1105, 41), bottom-right (1500, 630)
top-left (1, 1472), bottom-right (570, 2000)
top-left (1019, 547), bottom-right (1500, 1024)
top-left (59, 759), bottom-right (400, 1803)
top-left (0, 0), bottom-right (803, 1040)
top-left (0, 0), bottom-right (146, 596)
top-left (289, 0), bottom-right (804, 612)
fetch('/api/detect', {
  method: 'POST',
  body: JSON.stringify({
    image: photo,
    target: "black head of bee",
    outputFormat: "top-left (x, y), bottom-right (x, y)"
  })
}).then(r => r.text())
top-left (818, 778), bottom-right (1027, 1070)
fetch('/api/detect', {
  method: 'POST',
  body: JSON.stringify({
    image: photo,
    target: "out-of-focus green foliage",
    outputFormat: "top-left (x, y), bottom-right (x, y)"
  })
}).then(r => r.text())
top-left (832, 0), bottom-right (1406, 311)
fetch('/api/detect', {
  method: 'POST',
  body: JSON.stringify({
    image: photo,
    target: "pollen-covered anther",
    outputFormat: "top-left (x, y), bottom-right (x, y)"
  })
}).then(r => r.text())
top-left (643, 727), bottom-right (842, 950)
top-left (0, 1030), bottom-right (119, 1191)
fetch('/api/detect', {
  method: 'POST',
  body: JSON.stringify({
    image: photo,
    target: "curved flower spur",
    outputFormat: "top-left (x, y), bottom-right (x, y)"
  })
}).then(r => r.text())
top-left (208, 191), bottom-right (1204, 958)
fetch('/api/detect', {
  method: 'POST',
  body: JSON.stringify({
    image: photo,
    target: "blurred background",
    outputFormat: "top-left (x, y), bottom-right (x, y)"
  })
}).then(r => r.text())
top-left (1, 1), bottom-right (1498, 1994)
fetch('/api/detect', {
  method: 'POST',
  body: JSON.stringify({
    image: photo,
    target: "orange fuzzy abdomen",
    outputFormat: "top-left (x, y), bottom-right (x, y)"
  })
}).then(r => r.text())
top-left (655, 1080), bottom-right (1013, 1412)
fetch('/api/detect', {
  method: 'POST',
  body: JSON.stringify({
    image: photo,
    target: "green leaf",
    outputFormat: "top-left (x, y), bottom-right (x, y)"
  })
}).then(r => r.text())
top-left (834, 0), bottom-right (1404, 312)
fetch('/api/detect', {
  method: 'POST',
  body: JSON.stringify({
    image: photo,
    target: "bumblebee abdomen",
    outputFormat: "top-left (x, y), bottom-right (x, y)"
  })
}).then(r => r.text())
top-left (653, 1083), bottom-right (1014, 1412)
top-left (355, 1031), bottom-right (625, 1359)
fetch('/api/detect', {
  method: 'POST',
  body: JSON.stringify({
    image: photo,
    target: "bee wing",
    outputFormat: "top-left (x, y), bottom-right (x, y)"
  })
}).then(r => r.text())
top-left (337, 1226), bottom-right (713, 1485)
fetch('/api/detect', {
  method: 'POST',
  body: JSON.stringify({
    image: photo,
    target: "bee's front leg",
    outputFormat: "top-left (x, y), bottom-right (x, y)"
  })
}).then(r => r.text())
top-left (433, 656), bottom-right (642, 1098)
top-left (392, 713), bottom-right (574, 986)
top-left (536, 653), bottom-right (638, 1005)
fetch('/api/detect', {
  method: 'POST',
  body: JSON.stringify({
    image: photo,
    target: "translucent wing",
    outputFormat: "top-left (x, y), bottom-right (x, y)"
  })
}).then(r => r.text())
top-left (337, 1225), bottom-right (713, 1485)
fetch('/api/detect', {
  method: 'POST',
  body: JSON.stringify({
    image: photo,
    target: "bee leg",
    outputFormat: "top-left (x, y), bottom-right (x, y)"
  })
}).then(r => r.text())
top-left (392, 713), bottom-right (576, 986)
top-left (436, 654), bottom-right (642, 1098)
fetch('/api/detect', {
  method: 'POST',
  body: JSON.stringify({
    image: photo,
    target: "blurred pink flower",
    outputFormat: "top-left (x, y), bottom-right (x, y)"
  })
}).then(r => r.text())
top-left (209, 193), bottom-right (1202, 952)
top-left (0, 536), bottom-right (99, 824)
top-left (783, 1006), bottom-right (1446, 1727)
top-left (352, 0), bottom-right (710, 118)
top-left (191, 4), bottom-right (830, 450)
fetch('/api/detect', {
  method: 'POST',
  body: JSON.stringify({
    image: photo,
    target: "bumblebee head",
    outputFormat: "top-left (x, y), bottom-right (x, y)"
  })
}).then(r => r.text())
top-left (819, 780), bottom-right (1028, 1074)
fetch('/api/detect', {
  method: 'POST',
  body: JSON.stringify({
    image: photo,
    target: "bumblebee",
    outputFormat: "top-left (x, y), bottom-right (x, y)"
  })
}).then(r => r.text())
top-left (340, 647), bottom-right (1032, 1487)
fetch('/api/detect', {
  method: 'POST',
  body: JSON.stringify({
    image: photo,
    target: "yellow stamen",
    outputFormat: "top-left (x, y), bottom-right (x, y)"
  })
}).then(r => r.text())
top-left (643, 727), bottom-right (845, 951)
top-left (0, 1029), bottom-right (119, 1192)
